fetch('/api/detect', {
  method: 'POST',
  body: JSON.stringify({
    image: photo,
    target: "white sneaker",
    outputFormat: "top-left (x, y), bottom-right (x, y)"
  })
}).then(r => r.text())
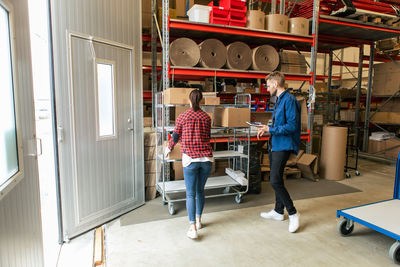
top-left (260, 210), bottom-right (284, 221)
top-left (289, 213), bottom-right (300, 233)
top-left (196, 221), bottom-right (202, 230)
top-left (187, 228), bottom-right (198, 239)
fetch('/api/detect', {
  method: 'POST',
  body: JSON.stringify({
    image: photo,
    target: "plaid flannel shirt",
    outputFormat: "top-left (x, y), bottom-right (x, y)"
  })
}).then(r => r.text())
top-left (168, 108), bottom-right (213, 158)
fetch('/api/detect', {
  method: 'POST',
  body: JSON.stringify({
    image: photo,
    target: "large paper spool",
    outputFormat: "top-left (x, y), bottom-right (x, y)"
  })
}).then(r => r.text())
top-left (320, 126), bottom-right (348, 181)
top-left (252, 45), bottom-right (279, 71)
top-left (199, 39), bottom-right (227, 69)
top-left (226, 41), bottom-right (252, 70)
top-left (246, 10), bottom-right (265, 30)
top-left (170, 38), bottom-right (200, 67)
top-left (289, 17), bottom-right (309, 36)
top-left (266, 14), bottom-right (289, 33)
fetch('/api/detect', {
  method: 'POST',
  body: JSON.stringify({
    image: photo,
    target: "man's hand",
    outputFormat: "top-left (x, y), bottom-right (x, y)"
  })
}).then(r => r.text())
top-left (257, 125), bottom-right (269, 139)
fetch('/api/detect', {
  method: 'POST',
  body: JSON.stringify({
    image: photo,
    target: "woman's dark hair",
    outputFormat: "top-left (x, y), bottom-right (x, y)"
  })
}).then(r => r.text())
top-left (189, 89), bottom-right (203, 112)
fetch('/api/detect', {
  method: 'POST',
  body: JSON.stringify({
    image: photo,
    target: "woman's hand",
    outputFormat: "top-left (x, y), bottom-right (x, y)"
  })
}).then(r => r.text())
top-left (257, 125), bottom-right (269, 139)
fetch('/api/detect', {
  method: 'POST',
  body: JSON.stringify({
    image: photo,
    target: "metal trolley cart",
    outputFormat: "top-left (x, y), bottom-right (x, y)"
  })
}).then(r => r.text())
top-left (336, 152), bottom-right (400, 264)
top-left (155, 93), bottom-right (251, 215)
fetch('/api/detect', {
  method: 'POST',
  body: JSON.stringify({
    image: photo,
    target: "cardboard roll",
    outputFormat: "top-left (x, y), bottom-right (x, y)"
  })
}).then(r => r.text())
top-left (226, 41), bottom-right (252, 70)
top-left (246, 10), bottom-right (265, 30)
top-left (199, 39), bottom-right (227, 69)
top-left (252, 45), bottom-right (279, 71)
top-left (265, 14), bottom-right (288, 33)
top-left (170, 37), bottom-right (200, 67)
top-left (289, 17), bottom-right (309, 36)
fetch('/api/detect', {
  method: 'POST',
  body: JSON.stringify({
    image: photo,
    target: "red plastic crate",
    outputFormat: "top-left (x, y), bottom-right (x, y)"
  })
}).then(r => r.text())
top-left (230, 7), bottom-right (247, 20)
top-left (211, 6), bottom-right (229, 18)
top-left (219, 0), bottom-right (247, 10)
top-left (229, 16), bottom-right (246, 27)
top-left (210, 12), bottom-right (229, 25)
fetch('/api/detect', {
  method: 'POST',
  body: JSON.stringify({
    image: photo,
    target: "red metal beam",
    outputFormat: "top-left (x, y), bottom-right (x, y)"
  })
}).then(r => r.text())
top-left (170, 68), bottom-right (312, 81)
top-left (170, 20), bottom-right (313, 44)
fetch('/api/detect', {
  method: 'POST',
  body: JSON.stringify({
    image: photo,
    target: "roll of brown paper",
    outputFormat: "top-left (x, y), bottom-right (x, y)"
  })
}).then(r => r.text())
top-left (252, 45), bottom-right (279, 71)
top-left (170, 37), bottom-right (200, 67)
top-left (266, 14), bottom-right (288, 33)
top-left (226, 41), bottom-right (252, 70)
top-left (289, 17), bottom-right (309, 36)
top-left (320, 126), bottom-right (348, 181)
top-left (199, 39), bottom-right (227, 69)
top-left (246, 10), bottom-right (265, 30)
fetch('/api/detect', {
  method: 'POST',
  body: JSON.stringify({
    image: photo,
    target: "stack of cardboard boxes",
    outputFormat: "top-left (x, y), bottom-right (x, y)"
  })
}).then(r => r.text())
top-left (144, 130), bottom-right (159, 200)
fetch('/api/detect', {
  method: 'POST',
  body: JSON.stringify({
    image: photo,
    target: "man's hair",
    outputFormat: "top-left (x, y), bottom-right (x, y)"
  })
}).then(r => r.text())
top-left (265, 71), bottom-right (285, 88)
top-left (189, 89), bottom-right (203, 112)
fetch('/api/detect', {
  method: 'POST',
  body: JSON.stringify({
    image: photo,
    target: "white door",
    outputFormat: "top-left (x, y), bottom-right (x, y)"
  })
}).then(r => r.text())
top-left (50, 0), bottom-right (145, 240)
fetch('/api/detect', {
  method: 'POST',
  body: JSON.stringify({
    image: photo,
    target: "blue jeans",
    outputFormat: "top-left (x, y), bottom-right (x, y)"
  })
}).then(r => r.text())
top-left (183, 161), bottom-right (212, 224)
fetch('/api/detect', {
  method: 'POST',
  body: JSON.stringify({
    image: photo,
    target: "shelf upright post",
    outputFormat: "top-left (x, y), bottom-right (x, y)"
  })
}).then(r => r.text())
top-left (151, 0), bottom-right (158, 127)
top-left (362, 44), bottom-right (375, 152)
top-left (326, 49), bottom-right (333, 122)
top-left (306, 0), bottom-right (320, 154)
top-left (355, 45), bottom-right (364, 148)
top-left (161, 0), bottom-right (170, 201)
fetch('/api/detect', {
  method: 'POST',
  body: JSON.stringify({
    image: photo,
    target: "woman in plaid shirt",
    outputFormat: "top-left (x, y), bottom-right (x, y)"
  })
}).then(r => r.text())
top-left (167, 89), bottom-right (214, 239)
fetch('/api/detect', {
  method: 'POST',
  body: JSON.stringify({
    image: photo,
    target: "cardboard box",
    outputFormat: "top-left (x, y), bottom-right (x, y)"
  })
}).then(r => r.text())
top-left (369, 138), bottom-right (400, 159)
top-left (214, 108), bottom-right (251, 127)
top-left (296, 153), bottom-right (318, 180)
top-left (144, 146), bottom-right (156, 160)
top-left (145, 160), bottom-right (157, 173)
top-left (175, 0), bottom-right (188, 17)
top-left (144, 132), bottom-right (157, 146)
top-left (369, 112), bottom-right (400, 124)
top-left (165, 141), bottom-right (181, 160)
top-left (173, 162), bottom-right (184, 180)
top-left (201, 97), bottom-right (220, 105)
top-left (145, 186), bottom-right (157, 201)
top-left (373, 62), bottom-right (400, 96)
top-left (163, 88), bottom-right (193, 105)
top-left (251, 112), bottom-right (272, 124)
top-left (286, 150), bottom-right (304, 167)
top-left (206, 112), bottom-right (214, 127)
top-left (145, 173), bottom-right (157, 187)
top-left (143, 117), bottom-right (152, 127)
top-left (174, 106), bottom-right (189, 120)
top-left (380, 99), bottom-right (400, 112)
top-left (296, 97), bottom-right (308, 131)
top-left (143, 52), bottom-right (162, 66)
top-left (262, 153), bottom-right (270, 165)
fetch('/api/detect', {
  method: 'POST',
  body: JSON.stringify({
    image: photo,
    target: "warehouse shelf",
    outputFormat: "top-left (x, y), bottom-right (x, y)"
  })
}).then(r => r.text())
top-left (170, 66), bottom-right (340, 81)
top-left (317, 15), bottom-right (400, 50)
top-left (169, 19), bottom-right (313, 48)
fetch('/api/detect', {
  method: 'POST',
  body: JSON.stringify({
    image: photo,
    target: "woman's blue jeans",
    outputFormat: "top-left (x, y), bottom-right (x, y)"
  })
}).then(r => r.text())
top-left (183, 161), bottom-right (212, 224)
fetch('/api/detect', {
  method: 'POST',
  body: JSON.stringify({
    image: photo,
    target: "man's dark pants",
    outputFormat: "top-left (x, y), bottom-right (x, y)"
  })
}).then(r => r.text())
top-left (269, 151), bottom-right (297, 215)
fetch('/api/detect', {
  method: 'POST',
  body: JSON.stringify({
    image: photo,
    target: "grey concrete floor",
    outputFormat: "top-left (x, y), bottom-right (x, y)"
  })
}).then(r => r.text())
top-left (58, 159), bottom-right (399, 266)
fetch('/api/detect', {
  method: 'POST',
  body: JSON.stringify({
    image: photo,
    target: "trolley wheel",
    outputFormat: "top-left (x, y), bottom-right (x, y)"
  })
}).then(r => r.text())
top-left (223, 186), bottom-right (230, 194)
top-left (235, 194), bottom-right (242, 204)
top-left (337, 218), bottom-right (354, 236)
top-left (389, 241), bottom-right (400, 264)
top-left (168, 203), bottom-right (175, 215)
top-left (355, 171), bottom-right (361, 176)
top-left (345, 172), bottom-right (351, 179)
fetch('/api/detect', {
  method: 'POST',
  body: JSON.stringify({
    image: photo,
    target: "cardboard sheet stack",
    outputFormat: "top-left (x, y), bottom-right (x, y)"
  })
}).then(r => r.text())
top-left (144, 130), bottom-right (158, 200)
top-left (279, 51), bottom-right (308, 74)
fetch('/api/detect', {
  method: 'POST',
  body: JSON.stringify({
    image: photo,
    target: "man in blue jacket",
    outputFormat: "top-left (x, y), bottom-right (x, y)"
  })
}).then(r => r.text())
top-left (257, 71), bottom-right (301, 233)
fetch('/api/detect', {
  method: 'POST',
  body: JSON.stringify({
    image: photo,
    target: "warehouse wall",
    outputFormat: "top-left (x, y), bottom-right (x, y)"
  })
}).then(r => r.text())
top-left (0, 0), bottom-right (44, 266)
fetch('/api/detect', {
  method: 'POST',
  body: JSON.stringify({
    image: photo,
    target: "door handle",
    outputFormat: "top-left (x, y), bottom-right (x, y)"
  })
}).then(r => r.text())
top-left (128, 127), bottom-right (134, 131)
top-left (57, 126), bottom-right (64, 143)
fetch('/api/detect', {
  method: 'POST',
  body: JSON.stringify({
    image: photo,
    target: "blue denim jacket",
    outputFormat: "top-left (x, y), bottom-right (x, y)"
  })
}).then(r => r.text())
top-left (269, 90), bottom-right (301, 154)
